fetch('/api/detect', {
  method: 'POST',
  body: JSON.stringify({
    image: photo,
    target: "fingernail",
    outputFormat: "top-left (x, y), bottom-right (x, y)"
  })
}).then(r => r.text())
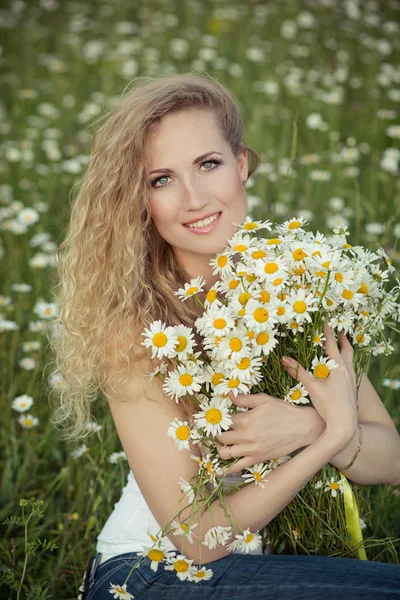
top-left (282, 356), bottom-right (296, 367)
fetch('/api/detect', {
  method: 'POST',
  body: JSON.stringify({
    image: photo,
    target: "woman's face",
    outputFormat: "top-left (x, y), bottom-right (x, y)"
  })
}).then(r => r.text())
top-left (146, 108), bottom-right (248, 278)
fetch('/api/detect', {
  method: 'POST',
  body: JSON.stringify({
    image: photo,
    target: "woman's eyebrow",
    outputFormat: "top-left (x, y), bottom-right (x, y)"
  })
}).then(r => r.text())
top-left (149, 151), bottom-right (223, 175)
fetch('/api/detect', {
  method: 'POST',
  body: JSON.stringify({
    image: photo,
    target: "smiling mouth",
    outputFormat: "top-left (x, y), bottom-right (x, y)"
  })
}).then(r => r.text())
top-left (183, 212), bottom-right (222, 229)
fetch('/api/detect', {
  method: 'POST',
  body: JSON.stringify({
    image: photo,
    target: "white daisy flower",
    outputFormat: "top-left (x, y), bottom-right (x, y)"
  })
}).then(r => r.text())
top-left (213, 376), bottom-right (251, 397)
top-left (226, 528), bottom-right (262, 553)
top-left (164, 554), bottom-right (194, 581)
top-left (174, 276), bottom-right (206, 301)
top-left (310, 331), bottom-right (326, 347)
top-left (253, 256), bottom-right (289, 286)
top-left (359, 518), bottom-right (368, 530)
top-left (147, 362), bottom-right (169, 381)
top-left (11, 394), bottom-right (34, 412)
top-left (199, 454), bottom-right (224, 483)
top-left (252, 328), bottom-right (279, 356)
top-left (141, 320), bottom-right (178, 360)
top-left (227, 354), bottom-right (264, 384)
top-left (228, 232), bottom-right (257, 255)
top-left (204, 282), bottom-right (222, 307)
top-left (162, 363), bottom-right (204, 401)
top-left (194, 396), bottom-right (232, 437)
top-left (137, 542), bottom-right (177, 572)
top-left (292, 526), bottom-right (302, 540)
top-left (209, 251), bottom-right (234, 275)
top-left (382, 378), bottom-right (400, 390)
top-left (18, 413), bottom-right (39, 429)
top-left (324, 476), bottom-right (345, 497)
top-left (284, 383), bottom-right (310, 404)
top-left (167, 418), bottom-right (192, 451)
top-left (189, 565), bottom-right (214, 582)
top-left (195, 304), bottom-right (236, 338)
top-left (239, 216), bottom-right (272, 233)
top-left (108, 582), bottom-right (134, 599)
top-left (241, 463), bottom-right (271, 488)
top-left (85, 421), bottom-right (103, 433)
top-left (268, 455), bottom-right (291, 469)
top-left (276, 216), bottom-right (308, 234)
top-left (202, 525), bottom-right (232, 549)
top-left (171, 324), bottom-right (196, 360)
top-left (311, 355), bottom-right (339, 379)
top-left (287, 288), bottom-right (319, 324)
top-left (108, 451), bottom-right (127, 464)
top-left (287, 319), bottom-right (304, 335)
top-left (170, 520), bottom-right (198, 544)
top-left (217, 328), bottom-right (250, 361)
top-left (314, 479), bottom-right (323, 489)
top-left (179, 477), bottom-right (195, 504)
top-left (244, 299), bottom-right (278, 332)
top-left (269, 296), bottom-right (294, 324)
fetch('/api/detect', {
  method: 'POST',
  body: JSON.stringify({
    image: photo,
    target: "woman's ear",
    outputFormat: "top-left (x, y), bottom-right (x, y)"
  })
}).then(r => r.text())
top-left (237, 147), bottom-right (248, 183)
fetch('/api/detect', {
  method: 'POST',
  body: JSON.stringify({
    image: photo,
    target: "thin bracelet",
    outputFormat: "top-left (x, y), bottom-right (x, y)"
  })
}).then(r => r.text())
top-left (341, 425), bottom-right (363, 471)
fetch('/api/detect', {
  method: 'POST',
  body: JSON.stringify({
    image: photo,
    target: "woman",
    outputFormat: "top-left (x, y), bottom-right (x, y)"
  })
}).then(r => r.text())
top-left (49, 73), bottom-right (400, 599)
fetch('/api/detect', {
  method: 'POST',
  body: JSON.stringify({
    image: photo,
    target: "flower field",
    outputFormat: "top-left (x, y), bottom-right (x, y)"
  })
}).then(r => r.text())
top-left (0, 0), bottom-right (399, 597)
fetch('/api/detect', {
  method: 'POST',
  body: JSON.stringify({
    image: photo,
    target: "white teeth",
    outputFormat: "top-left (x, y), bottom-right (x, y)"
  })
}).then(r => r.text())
top-left (186, 213), bottom-right (220, 228)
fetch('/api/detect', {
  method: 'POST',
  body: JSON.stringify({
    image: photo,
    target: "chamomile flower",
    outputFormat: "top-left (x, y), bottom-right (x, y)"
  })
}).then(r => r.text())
top-left (310, 331), bottom-right (326, 347)
top-left (167, 419), bottom-right (192, 450)
top-left (163, 363), bottom-right (204, 401)
top-left (227, 354), bottom-right (264, 384)
top-left (171, 324), bottom-right (196, 360)
top-left (174, 276), bottom-right (206, 301)
top-left (244, 299), bottom-right (278, 332)
top-left (209, 252), bottom-right (233, 276)
top-left (268, 455), bottom-right (291, 469)
top-left (284, 383), bottom-right (310, 404)
top-left (239, 216), bottom-right (272, 232)
top-left (202, 525), bottom-right (232, 549)
top-left (287, 288), bottom-right (319, 323)
top-left (147, 361), bottom-right (169, 381)
top-left (194, 396), bottom-right (232, 437)
top-left (11, 394), bottom-right (33, 412)
top-left (189, 565), bottom-right (214, 582)
top-left (199, 454), bottom-right (224, 483)
top-left (314, 479), bottom-right (323, 489)
top-left (137, 543), bottom-right (177, 572)
top-left (214, 376), bottom-right (250, 397)
top-left (18, 413), bottom-right (39, 429)
top-left (228, 232), bottom-right (257, 255)
top-left (311, 355), bottom-right (339, 379)
top-left (276, 216), bottom-right (308, 234)
top-left (241, 463), bottom-right (271, 488)
top-left (204, 282), bottom-right (222, 307)
top-left (217, 328), bottom-right (250, 361)
top-left (254, 256), bottom-right (289, 286)
top-left (141, 320), bottom-right (178, 360)
top-left (269, 295), bottom-right (293, 323)
top-left (226, 528), bottom-right (262, 553)
top-left (195, 304), bottom-right (236, 337)
top-left (170, 520), bottom-right (198, 544)
top-left (252, 328), bottom-right (279, 356)
top-left (324, 476), bottom-right (345, 497)
top-left (108, 583), bottom-right (134, 599)
top-left (179, 477), bottom-right (195, 504)
top-left (164, 554), bottom-right (194, 581)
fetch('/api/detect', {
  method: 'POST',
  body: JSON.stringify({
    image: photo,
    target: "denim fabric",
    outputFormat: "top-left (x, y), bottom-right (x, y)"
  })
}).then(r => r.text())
top-left (80, 549), bottom-right (400, 599)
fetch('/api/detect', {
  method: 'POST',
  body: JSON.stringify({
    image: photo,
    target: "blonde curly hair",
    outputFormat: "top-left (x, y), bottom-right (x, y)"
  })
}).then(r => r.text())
top-left (47, 71), bottom-right (260, 440)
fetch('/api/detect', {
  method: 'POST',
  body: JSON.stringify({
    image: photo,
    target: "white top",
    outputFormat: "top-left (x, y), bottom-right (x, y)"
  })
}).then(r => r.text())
top-left (96, 469), bottom-right (267, 556)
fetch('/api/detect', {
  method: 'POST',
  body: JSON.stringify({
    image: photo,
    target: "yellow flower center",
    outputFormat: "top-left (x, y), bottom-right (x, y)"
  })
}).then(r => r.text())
top-left (361, 309), bottom-right (369, 317)
top-left (246, 274), bottom-right (257, 283)
top-left (315, 270), bottom-right (326, 278)
top-left (293, 248), bottom-right (308, 261)
top-left (229, 279), bottom-right (240, 289)
top-left (214, 318), bottom-right (227, 329)
top-left (206, 408), bottom-right (222, 424)
top-left (314, 364), bottom-right (330, 379)
top-left (174, 559), bottom-right (189, 573)
top-left (329, 482), bottom-right (339, 490)
top-left (273, 277), bottom-right (283, 287)
top-left (277, 306), bottom-right (285, 315)
top-left (342, 289), bottom-right (353, 300)
top-left (356, 333), bottom-right (364, 343)
top-left (253, 471), bottom-right (262, 481)
top-left (256, 332), bottom-right (269, 345)
top-left (176, 425), bottom-right (190, 440)
top-left (258, 291), bottom-right (271, 303)
top-left (211, 372), bottom-right (224, 386)
top-left (314, 335), bottom-right (321, 343)
top-left (153, 332), bottom-right (167, 347)
top-left (326, 298), bottom-right (334, 306)
top-left (254, 308), bottom-right (269, 323)
top-left (291, 389), bottom-right (302, 400)
top-left (343, 243), bottom-right (352, 249)
top-left (175, 336), bottom-right (188, 352)
top-left (293, 300), bottom-right (307, 313)
top-left (264, 262), bottom-right (279, 274)
top-left (148, 549), bottom-right (165, 562)
top-left (288, 220), bottom-right (302, 229)
top-left (185, 286), bottom-right (198, 296)
top-left (206, 289), bottom-right (217, 303)
top-left (290, 321), bottom-right (298, 329)
top-left (238, 308), bottom-right (246, 317)
top-left (357, 283), bottom-right (368, 294)
top-left (322, 260), bottom-right (331, 268)
top-left (294, 266), bottom-right (305, 276)
top-left (228, 378), bottom-right (240, 388)
top-left (267, 238), bottom-right (281, 245)
top-left (180, 523), bottom-right (189, 532)
top-left (217, 255), bottom-right (228, 267)
top-left (229, 338), bottom-right (243, 352)
top-left (237, 357), bottom-right (251, 370)
top-left (25, 419), bottom-right (33, 426)
top-left (244, 221), bottom-right (258, 230)
top-left (335, 272), bottom-right (343, 283)
top-left (245, 533), bottom-right (254, 543)
top-left (312, 250), bottom-right (321, 257)
top-left (194, 571), bottom-right (206, 578)
top-left (239, 292), bottom-right (251, 305)
top-left (179, 373), bottom-right (193, 387)
top-left (234, 244), bottom-right (247, 252)
top-left (252, 250), bottom-right (267, 259)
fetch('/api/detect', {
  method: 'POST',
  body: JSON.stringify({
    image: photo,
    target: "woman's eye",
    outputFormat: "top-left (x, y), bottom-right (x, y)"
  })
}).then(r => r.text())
top-left (150, 159), bottom-right (221, 188)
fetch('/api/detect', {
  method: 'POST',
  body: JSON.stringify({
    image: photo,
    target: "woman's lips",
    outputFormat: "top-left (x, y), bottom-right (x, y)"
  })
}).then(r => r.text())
top-left (182, 212), bottom-right (222, 234)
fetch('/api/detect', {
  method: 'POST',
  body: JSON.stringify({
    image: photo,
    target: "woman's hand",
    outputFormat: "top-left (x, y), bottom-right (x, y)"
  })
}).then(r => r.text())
top-left (215, 393), bottom-right (326, 474)
top-left (281, 324), bottom-right (358, 451)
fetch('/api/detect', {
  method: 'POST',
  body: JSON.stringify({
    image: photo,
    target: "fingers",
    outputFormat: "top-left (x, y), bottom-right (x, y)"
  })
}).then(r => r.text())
top-left (228, 391), bottom-right (269, 409)
top-left (322, 323), bottom-right (341, 360)
top-left (217, 456), bottom-right (262, 476)
top-left (216, 442), bottom-right (254, 461)
top-left (281, 356), bottom-right (314, 389)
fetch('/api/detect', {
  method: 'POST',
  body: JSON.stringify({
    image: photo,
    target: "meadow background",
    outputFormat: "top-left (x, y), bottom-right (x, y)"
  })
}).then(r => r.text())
top-left (1, 0), bottom-right (400, 597)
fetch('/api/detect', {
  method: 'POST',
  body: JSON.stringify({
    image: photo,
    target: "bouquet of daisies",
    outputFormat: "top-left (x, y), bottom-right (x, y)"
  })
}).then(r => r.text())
top-left (120, 216), bottom-right (400, 586)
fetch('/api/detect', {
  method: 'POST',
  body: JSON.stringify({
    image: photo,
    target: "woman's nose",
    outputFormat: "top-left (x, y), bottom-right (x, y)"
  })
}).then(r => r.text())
top-left (181, 179), bottom-right (210, 211)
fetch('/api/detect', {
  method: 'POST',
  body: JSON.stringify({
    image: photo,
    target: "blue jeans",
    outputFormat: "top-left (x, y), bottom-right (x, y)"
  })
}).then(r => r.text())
top-left (80, 549), bottom-right (400, 599)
